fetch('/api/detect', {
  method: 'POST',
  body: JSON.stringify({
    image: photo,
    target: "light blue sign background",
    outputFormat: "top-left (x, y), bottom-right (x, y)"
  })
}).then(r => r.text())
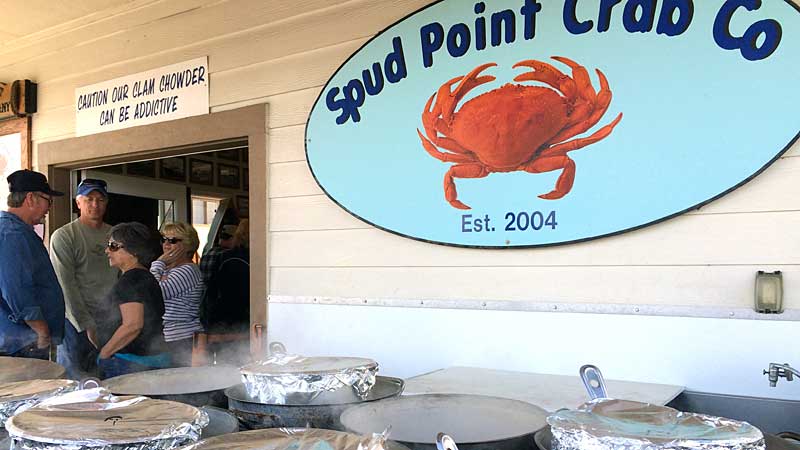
top-left (307, 0), bottom-right (800, 247)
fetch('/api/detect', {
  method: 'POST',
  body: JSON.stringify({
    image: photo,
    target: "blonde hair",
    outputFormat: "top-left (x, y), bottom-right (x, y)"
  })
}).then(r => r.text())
top-left (233, 219), bottom-right (249, 249)
top-left (162, 222), bottom-right (200, 255)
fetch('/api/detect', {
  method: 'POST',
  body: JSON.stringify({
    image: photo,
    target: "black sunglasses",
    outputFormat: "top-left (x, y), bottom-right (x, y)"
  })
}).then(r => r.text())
top-left (160, 237), bottom-right (183, 244)
top-left (106, 241), bottom-right (124, 252)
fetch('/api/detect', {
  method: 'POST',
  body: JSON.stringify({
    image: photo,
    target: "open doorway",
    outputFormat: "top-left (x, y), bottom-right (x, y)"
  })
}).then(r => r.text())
top-left (38, 105), bottom-right (269, 356)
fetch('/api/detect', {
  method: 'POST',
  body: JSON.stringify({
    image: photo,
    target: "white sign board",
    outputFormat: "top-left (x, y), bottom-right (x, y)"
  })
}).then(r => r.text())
top-left (75, 57), bottom-right (208, 136)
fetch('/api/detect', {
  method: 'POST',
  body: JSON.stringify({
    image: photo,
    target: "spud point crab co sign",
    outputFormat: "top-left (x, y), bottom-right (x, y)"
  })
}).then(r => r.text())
top-left (306, 0), bottom-right (800, 248)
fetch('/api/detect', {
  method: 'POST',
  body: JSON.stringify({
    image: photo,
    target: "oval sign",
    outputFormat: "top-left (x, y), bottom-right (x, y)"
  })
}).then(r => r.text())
top-left (306, 0), bottom-right (800, 248)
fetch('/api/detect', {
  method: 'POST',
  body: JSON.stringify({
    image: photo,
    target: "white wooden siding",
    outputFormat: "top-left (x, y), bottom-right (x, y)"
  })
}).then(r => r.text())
top-left (1, 0), bottom-right (797, 313)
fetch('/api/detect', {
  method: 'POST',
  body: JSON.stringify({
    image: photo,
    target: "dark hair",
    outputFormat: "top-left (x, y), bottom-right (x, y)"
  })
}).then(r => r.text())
top-left (108, 222), bottom-right (161, 267)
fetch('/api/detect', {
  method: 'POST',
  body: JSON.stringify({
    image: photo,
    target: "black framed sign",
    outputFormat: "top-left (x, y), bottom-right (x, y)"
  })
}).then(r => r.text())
top-left (160, 157), bottom-right (186, 182)
top-left (189, 158), bottom-right (213, 185)
top-left (218, 163), bottom-right (240, 189)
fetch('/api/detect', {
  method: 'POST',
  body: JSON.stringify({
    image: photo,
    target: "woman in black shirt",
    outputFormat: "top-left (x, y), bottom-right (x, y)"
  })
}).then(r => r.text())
top-left (97, 222), bottom-right (169, 379)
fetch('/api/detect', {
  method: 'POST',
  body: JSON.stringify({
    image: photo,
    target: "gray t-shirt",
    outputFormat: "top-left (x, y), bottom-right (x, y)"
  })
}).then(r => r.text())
top-left (50, 219), bottom-right (119, 332)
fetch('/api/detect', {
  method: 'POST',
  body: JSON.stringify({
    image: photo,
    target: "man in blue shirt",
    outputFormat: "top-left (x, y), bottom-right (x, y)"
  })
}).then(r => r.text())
top-left (0, 170), bottom-right (65, 360)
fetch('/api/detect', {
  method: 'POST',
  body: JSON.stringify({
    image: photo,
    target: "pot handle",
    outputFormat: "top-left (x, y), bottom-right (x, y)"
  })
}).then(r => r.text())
top-left (579, 364), bottom-right (608, 400)
top-left (79, 377), bottom-right (101, 390)
top-left (268, 341), bottom-right (287, 355)
top-left (436, 433), bottom-right (459, 450)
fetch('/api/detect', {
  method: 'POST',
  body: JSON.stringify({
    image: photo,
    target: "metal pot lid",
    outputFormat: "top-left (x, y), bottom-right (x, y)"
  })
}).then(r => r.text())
top-left (240, 356), bottom-right (377, 376)
top-left (225, 375), bottom-right (404, 406)
top-left (176, 428), bottom-right (402, 450)
top-left (547, 399), bottom-right (764, 446)
top-left (340, 393), bottom-right (549, 444)
top-left (103, 366), bottom-right (241, 396)
top-left (0, 357), bottom-right (65, 383)
top-left (0, 379), bottom-right (77, 403)
top-left (6, 389), bottom-right (208, 445)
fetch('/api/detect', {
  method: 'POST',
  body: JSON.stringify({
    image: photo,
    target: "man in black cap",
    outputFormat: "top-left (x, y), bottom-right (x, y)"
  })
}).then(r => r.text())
top-left (0, 169), bottom-right (65, 359)
top-left (51, 178), bottom-right (118, 377)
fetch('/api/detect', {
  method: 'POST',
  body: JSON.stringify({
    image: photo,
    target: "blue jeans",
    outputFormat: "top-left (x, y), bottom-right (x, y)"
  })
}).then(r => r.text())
top-left (57, 320), bottom-right (98, 379)
top-left (98, 355), bottom-right (152, 379)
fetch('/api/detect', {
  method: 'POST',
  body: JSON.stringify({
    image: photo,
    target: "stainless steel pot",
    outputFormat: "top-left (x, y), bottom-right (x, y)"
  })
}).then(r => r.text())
top-left (103, 366), bottom-right (241, 408)
top-left (340, 393), bottom-right (548, 450)
top-left (200, 406), bottom-right (240, 439)
top-left (225, 375), bottom-right (404, 430)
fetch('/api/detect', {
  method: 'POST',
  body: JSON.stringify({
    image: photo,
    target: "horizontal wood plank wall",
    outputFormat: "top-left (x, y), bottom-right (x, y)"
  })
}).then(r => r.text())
top-left (2, 0), bottom-right (797, 311)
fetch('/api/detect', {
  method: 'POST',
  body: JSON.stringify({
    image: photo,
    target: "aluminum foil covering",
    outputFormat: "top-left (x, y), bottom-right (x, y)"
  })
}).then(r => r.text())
top-left (5, 388), bottom-right (209, 450)
top-left (240, 353), bottom-right (378, 404)
top-left (175, 427), bottom-right (390, 450)
top-left (0, 379), bottom-right (77, 428)
top-left (547, 398), bottom-right (765, 450)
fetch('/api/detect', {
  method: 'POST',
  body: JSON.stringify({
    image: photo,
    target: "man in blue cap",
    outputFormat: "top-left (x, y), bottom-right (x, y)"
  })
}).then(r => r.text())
top-left (50, 178), bottom-right (119, 377)
top-left (0, 169), bottom-right (65, 359)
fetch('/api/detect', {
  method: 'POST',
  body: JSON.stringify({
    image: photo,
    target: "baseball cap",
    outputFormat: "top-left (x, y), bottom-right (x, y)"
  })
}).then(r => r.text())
top-left (77, 178), bottom-right (108, 197)
top-left (7, 170), bottom-right (64, 196)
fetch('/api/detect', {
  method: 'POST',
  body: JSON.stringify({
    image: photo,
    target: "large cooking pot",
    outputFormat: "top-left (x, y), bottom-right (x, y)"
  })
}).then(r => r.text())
top-left (226, 375), bottom-right (404, 430)
top-left (199, 406), bottom-right (240, 439)
top-left (0, 357), bottom-right (65, 382)
top-left (340, 393), bottom-right (548, 450)
top-left (534, 425), bottom-right (800, 450)
top-left (173, 427), bottom-right (410, 450)
top-left (103, 366), bottom-right (241, 407)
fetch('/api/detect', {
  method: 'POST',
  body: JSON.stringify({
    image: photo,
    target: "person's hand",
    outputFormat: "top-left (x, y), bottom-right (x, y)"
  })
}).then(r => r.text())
top-left (36, 334), bottom-right (51, 349)
top-left (98, 346), bottom-right (113, 360)
top-left (158, 243), bottom-right (185, 266)
top-left (86, 328), bottom-right (98, 348)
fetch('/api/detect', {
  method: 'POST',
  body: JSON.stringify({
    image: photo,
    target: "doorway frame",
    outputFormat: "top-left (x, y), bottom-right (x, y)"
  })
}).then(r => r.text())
top-left (38, 104), bottom-right (269, 346)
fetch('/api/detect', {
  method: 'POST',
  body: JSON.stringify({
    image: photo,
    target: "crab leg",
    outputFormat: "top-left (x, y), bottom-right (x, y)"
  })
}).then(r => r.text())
top-left (519, 156), bottom-right (577, 200)
top-left (541, 112), bottom-right (623, 158)
top-left (550, 69), bottom-right (613, 145)
top-left (444, 163), bottom-right (490, 210)
top-left (442, 63), bottom-right (497, 122)
top-left (417, 130), bottom-right (478, 163)
top-left (512, 59), bottom-right (577, 98)
top-left (552, 56), bottom-right (596, 107)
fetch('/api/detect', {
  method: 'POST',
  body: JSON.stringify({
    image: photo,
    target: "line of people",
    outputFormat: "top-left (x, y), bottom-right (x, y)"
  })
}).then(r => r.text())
top-left (0, 169), bottom-right (250, 379)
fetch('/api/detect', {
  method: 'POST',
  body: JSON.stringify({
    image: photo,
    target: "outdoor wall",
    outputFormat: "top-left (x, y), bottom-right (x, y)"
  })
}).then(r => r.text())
top-left (1, 0), bottom-right (798, 397)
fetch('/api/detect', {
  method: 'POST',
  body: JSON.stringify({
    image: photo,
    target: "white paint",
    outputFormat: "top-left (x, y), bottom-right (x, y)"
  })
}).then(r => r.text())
top-left (267, 302), bottom-right (800, 401)
top-left (75, 57), bottom-right (209, 136)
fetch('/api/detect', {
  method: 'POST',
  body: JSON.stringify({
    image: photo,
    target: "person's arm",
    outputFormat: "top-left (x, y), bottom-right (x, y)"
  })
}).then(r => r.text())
top-left (150, 261), bottom-right (202, 300)
top-left (24, 320), bottom-right (50, 349)
top-left (49, 228), bottom-right (97, 338)
top-left (99, 302), bottom-right (143, 359)
top-left (0, 234), bottom-right (48, 345)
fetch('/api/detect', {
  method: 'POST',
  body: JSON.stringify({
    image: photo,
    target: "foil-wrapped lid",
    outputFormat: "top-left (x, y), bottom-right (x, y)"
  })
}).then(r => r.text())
top-left (103, 366), bottom-right (241, 396)
top-left (0, 357), bottom-right (65, 383)
top-left (547, 399), bottom-right (764, 450)
top-left (6, 388), bottom-right (209, 446)
top-left (0, 379), bottom-right (77, 403)
top-left (176, 428), bottom-right (394, 450)
top-left (240, 353), bottom-right (378, 404)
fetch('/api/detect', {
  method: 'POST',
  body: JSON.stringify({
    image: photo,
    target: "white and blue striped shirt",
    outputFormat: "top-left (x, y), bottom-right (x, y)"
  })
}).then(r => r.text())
top-left (150, 260), bottom-right (205, 342)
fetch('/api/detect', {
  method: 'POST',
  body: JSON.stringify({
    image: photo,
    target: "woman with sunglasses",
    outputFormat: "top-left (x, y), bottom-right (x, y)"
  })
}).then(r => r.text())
top-left (97, 222), bottom-right (169, 378)
top-left (150, 222), bottom-right (204, 367)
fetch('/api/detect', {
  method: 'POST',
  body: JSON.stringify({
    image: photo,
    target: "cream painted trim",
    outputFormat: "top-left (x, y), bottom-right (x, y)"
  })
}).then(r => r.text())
top-left (37, 104), bottom-right (270, 341)
top-left (268, 295), bottom-right (800, 321)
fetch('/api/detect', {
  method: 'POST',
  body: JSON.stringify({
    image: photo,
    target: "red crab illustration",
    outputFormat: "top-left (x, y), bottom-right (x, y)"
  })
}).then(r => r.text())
top-left (417, 56), bottom-right (623, 210)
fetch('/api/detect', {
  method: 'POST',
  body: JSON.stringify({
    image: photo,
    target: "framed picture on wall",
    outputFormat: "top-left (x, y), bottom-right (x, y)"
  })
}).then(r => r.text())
top-left (160, 157), bottom-right (186, 182)
top-left (189, 159), bottom-right (213, 185)
top-left (218, 163), bottom-right (240, 189)
top-left (126, 160), bottom-right (156, 178)
top-left (237, 195), bottom-right (249, 218)
top-left (0, 117), bottom-right (32, 203)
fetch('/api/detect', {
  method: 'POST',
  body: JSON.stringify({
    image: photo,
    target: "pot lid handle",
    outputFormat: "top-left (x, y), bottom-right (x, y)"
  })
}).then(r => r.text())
top-left (579, 364), bottom-right (608, 400)
top-left (436, 433), bottom-right (459, 450)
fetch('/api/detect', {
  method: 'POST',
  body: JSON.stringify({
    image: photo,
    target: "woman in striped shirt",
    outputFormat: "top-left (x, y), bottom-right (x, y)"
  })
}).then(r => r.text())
top-left (150, 222), bottom-right (204, 366)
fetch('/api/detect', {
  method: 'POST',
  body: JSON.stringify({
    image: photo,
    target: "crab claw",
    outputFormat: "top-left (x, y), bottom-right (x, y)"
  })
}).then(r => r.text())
top-left (512, 59), bottom-right (575, 97)
top-left (442, 63), bottom-right (497, 122)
